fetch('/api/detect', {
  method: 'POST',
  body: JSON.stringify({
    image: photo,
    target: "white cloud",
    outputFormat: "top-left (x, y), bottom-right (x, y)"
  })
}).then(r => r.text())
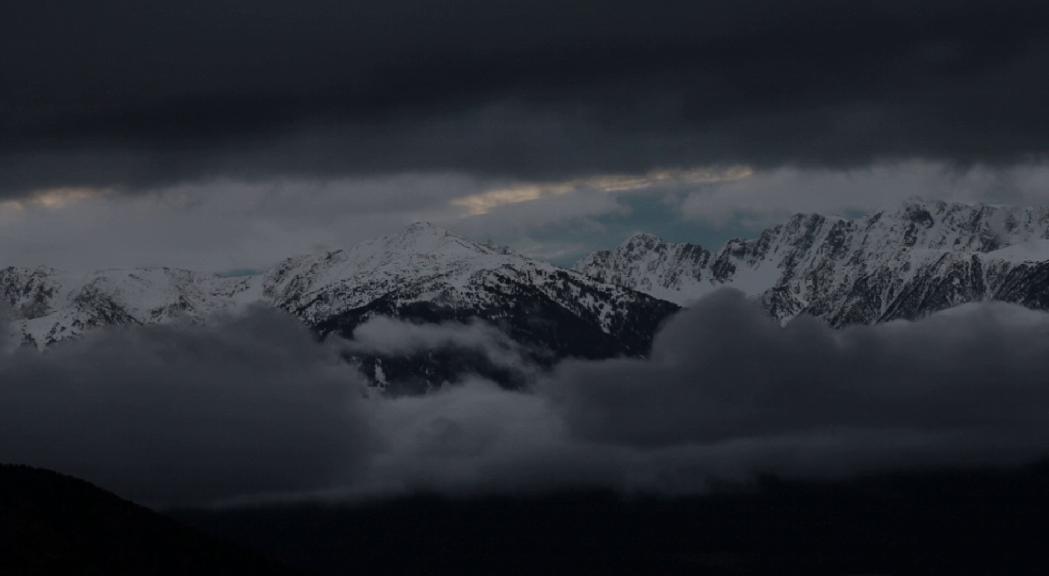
top-left (346, 317), bottom-right (532, 373)
top-left (5, 294), bottom-right (1049, 505)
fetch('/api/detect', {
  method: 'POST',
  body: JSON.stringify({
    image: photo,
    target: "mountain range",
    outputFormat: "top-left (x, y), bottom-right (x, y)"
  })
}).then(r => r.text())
top-left (1, 222), bottom-right (675, 391)
top-left (5, 199), bottom-right (1049, 388)
top-left (579, 198), bottom-right (1049, 325)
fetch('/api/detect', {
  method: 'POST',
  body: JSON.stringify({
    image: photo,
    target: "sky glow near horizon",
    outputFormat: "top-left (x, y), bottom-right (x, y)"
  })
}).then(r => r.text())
top-left (2, 1), bottom-right (1048, 270)
top-left (3, 162), bottom-right (1049, 272)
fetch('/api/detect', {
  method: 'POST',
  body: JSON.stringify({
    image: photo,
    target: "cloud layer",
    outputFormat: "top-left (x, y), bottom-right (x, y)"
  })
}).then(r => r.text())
top-left (3, 1), bottom-right (1049, 195)
top-left (0, 309), bottom-right (370, 505)
top-left (550, 291), bottom-right (1049, 451)
top-left (347, 316), bottom-right (531, 371)
top-left (4, 293), bottom-right (1049, 505)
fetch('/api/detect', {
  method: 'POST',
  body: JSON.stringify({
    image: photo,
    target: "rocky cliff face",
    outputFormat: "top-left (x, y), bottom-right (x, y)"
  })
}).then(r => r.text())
top-left (578, 199), bottom-right (1049, 325)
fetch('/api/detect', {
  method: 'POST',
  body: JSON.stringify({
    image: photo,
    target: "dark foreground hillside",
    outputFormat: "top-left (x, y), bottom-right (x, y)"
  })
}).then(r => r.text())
top-left (176, 461), bottom-right (1049, 576)
top-left (0, 464), bottom-right (292, 576)
top-left (7, 461), bottom-right (1049, 575)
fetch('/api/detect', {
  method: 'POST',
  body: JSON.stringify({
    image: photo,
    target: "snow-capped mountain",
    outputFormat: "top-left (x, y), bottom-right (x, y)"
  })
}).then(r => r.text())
top-left (13, 200), bottom-right (1049, 389)
top-left (0, 266), bottom-right (260, 346)
top-left (263, 222), bottom-right (677, 390)
top-left (578, 199), bottom-right (1049, 325)
top-left (2, 223), bottom-right (677, 390)
top-left (264, 223), bottom-right (667, 341)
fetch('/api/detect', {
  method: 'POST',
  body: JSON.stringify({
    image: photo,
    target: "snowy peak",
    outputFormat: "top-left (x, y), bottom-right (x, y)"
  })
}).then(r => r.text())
top-left (1, 266), bottom-right (260, 346)
top-left (367, 221), bottom-right (494, 257)
top-left (262, 223), bottom-right (676, 343)
top-left (260, 222), bottom-right (529, 323)
top-left (579, 234), bottom-right (714, 305)
top-left (3, 222), bottom-right (678, 379)
top-left (861, 198), bottom-right (1049, 254)
top-left (579, 199), bottom-right (1049, 324)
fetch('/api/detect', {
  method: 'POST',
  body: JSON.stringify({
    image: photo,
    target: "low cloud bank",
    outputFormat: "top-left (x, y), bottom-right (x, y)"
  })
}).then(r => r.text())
top-left (347, 316), bottom-right (534, 373)
top-left (4, 293), bottom-right (1049, 505)
top-left (0, 308), bottom-right (370, 505)
top-left (550, 291), bottom-right (1049, 451)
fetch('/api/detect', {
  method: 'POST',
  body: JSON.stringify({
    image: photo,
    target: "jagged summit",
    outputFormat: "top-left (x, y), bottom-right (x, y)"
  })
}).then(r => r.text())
top-left (579, 198), bottom-right (1049, 324)
top-left (874, 199), bottom-right (1049, 252)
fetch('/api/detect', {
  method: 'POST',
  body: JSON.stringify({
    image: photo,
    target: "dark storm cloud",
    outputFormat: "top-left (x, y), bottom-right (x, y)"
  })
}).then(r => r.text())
top-left (549, 290), bottom-right (1049, 457)
top-left (351, 296), bottom-right (1049, 496)
top-left (5, 295), bottom-right (1049, 505)
top-left (329, 293), bottom-right (1049, 496)
top-left (3, 0), bottom-right (1049, 196)
top-left (0, 308), bottom-right (370, 505)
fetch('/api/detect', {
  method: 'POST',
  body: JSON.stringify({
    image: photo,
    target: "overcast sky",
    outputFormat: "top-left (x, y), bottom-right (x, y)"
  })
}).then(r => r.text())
top-left (3, 1), bottom-right (1049, 271)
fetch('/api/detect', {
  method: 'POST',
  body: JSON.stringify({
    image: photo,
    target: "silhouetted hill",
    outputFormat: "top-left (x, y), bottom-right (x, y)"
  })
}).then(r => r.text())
top-left (9, 460), bottom-right (1049, 575)
top-left (176, 461), bottom-right (1049, 576)
top-left (0, 464), bottom-right (293, 575)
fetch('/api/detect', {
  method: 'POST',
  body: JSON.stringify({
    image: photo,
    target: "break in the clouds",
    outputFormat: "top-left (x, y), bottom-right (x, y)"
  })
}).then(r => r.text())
top-left (7, 162), bottom-right (1049, 272)
top-left (10, 159), bottom-right (1049, 272)
top-left (4, 292), bottom-right (1049, 505)
top-left (3, 1), bottom-right (1049, 197)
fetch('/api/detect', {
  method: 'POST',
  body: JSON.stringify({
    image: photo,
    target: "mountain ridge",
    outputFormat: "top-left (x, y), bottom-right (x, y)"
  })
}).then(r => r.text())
top-left (1, 223), bottom-right (678, 390)
top-left (578, 198), bottom-right (1049, 325)
top-left (9, 199), bottom-right (1049, 388)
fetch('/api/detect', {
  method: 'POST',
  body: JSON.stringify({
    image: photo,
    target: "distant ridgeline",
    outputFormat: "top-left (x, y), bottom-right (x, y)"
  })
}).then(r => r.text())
top-left (579, 199), bottom-right (1049, 325)
top-left (6, 200), bottom-right (1049, 390)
